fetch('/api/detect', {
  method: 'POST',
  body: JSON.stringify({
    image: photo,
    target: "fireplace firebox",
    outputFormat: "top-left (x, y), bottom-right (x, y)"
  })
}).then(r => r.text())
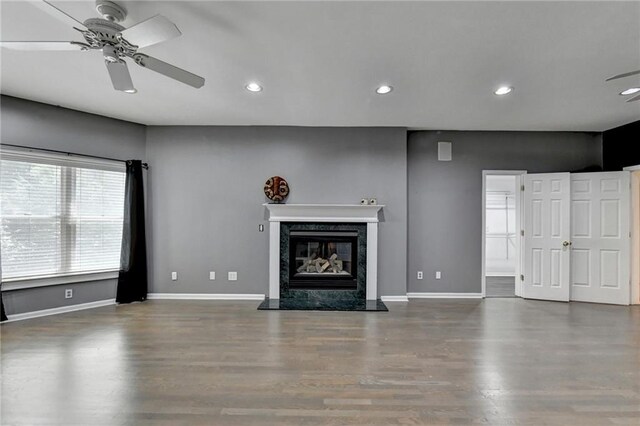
top-left (288, 231), bottom-right (358, 290)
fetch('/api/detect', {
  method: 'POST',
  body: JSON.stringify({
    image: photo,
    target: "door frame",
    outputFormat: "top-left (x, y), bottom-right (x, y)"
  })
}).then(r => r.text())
top-left (624, 165), bottom-right (640, 305)
top-left (481, 170), bottom-right (527, 298)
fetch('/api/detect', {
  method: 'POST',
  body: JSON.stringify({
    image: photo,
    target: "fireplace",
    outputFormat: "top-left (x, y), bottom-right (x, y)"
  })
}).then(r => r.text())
top-left (289, 231), bottom-right (358, 290)
top-left (262, 204), bottom-right (383, 304)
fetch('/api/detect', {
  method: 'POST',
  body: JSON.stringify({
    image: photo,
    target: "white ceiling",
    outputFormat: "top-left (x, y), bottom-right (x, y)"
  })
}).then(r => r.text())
top-left (1, 1), bottom-right (639, 130)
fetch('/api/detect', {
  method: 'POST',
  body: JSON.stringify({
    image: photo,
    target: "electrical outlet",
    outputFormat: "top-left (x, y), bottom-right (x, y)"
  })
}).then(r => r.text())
top-left (228, 271), bottom-right (238, 281)
top-left (436, 271), bottom-right (442, 280)
top-left (171, 271), bottom-right (178, 281)
top-left (209, 271), bottom-right (216, 280)
top-left (64, 289), bottom-right (73, 299)
top-left (417, 271), bottom-right (423, 280)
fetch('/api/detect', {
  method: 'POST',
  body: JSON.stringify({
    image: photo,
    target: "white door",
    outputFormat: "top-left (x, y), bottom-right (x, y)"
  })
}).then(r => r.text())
top-left (523, 173), bottom-right (571, 301)
top-left (570, 172), bottom-right (631, 305)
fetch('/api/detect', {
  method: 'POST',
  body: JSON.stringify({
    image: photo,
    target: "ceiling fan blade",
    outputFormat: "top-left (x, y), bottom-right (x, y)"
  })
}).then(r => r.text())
top-left (0, 41), bottom-right (84, 51)
top-left (120, 15), bottom-right (181, 49)
top-left (627, 93), bottom-right (640, 103)
top-left (29, 0), bottom-right (87, 30)
top-left (133, 54), bottom-right (204, 88)
top-left (606, 69), bottom-right (640, 82)
top-left (105, 60), bottom-right (136, 92)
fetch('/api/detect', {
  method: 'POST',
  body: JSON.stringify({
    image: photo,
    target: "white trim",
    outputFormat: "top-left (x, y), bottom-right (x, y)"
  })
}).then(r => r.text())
top-left (381, 295), bottom-right (409, 302)
top-left (407, 292), bottom-right (484, 299)
top-left (4, 299), bottom-right (116, 322)
top-left (147, 293), bottom-right (265, 301)
top-left (366, 222), bottom-right (378, 301)
top-left (481, 170), bottom-right (527, 298)
top-left (269, 221), bottom-right (281, 300)
top-left (623, 165), bottom-right (640, 172)
top-left (0, 145), bottom-right (125, 172)
top-left (2, 271), bottom-right (119, 291)
top-left (263, 204), bottom-right (384, 223)
top-left (631, 171), bottom-right (640, 305)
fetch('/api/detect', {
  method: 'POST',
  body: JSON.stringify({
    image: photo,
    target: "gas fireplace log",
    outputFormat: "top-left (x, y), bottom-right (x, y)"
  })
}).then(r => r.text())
top-left (297, 253), bottom-right (319, 273)
top-left (315, 258), bottom-right (329, 273)
top-left (298, 255), bottom-right (345, 274)
top-left (297, 259), bottom-right (312, 273)
top-left (329, 258), bottom-right (343, 273)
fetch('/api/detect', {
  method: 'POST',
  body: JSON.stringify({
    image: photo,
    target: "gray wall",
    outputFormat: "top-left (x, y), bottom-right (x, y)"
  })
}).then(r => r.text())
top-left (145, 126), bottom-right (408, 297)
top-left (0, 96), bottom-right (146, 315)
top-left (1, 95), bottom-right (608, 317)
top-left (407, 131), bottom-right (602, 294)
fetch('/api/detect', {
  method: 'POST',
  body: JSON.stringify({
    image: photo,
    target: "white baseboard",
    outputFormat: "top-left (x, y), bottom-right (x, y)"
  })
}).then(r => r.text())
top-left (147, 293), bottom-right (265, 301)
top-left (407, 292), bottom-right (483, 299)
top-left (381, 295), bottom-right (409, 302)
top-left (5, 299), bottom-right (116, 322)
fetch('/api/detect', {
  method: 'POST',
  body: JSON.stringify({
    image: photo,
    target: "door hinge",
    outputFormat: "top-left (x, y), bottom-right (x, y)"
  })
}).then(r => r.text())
top-left (520, 274), bottom-right (525, 281)
top-left (520, 230), bottom-right (524, 237)
top-left (521, 185), bottom-right (525, 191)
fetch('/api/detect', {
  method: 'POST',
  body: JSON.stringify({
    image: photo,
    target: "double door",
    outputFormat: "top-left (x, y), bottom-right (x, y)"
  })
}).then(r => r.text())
top-left (523, 172), bottom-right (630, 305)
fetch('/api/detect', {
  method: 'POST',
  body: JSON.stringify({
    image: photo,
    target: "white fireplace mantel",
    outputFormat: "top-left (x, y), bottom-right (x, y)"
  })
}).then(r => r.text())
top-left (263, 203), bottom-right (383, 223)
top-left (263, 204), bottom-right (384, 301)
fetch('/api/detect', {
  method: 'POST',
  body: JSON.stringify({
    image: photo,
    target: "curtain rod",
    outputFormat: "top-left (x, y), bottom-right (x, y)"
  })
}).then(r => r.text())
top-left (0, 143), bottom-right (149, 169)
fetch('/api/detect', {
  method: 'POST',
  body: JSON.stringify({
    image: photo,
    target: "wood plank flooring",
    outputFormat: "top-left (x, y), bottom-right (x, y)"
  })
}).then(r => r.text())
top-left (486, 276), bottom-right (516, 298)
top-left (1, 299), bottom-right (639, 425)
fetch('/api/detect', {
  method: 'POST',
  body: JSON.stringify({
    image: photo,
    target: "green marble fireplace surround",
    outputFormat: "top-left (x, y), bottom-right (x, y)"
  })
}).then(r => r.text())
top-left (263, 203), bottom-right (384, 304)
top-left (279, 222), bottom-right (367, 302)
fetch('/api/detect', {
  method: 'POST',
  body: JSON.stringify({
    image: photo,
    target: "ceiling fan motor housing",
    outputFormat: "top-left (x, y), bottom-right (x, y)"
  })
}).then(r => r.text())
top-left (82, 18), bottom-right (124, 43)
top-left (95, 1), bottom-right (127, 23)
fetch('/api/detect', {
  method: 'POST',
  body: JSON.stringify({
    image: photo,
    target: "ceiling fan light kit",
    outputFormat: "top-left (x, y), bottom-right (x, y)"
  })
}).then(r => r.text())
top-left (605, 69), bottom-right (640, 103)
top-left (0, 0), bottom-right (205, 93)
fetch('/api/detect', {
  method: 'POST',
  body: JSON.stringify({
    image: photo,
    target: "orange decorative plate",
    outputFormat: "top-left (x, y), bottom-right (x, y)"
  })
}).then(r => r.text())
top-left (264, 176), bottom-right (290, 202)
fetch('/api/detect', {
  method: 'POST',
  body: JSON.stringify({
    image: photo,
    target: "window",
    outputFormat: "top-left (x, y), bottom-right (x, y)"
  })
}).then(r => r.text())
top-left (0, 148), bottom-right (125, 281)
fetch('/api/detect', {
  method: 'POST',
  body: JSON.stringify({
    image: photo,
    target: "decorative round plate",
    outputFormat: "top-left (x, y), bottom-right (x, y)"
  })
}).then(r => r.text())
top-left (264, 176), bottom-right (290, 202)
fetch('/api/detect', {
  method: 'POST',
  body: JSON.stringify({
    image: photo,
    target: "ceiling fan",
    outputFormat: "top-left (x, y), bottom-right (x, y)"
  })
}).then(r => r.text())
top-left (0, 0), bottom-right (205, 93)
top-left (606, 69), bottom-right (640, 102)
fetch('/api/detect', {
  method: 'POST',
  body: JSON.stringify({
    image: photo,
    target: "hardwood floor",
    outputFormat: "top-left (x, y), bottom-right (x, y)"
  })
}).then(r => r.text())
top-left (2, 299), bottom-right (639, 425)
top-left (485, 276), bottom-right (516, 298)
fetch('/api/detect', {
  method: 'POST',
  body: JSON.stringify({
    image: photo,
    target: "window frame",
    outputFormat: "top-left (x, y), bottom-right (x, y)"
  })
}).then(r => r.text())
top-left (1, 146), bottom-right (126, 289)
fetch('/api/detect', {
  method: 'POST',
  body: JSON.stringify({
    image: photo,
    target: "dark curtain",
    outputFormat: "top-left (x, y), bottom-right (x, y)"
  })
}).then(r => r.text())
top-left (1, 288), bottom-right (7, 322)
top-left (1, 264), bottom-right (7, 321)
top-left (116, 160), bottom-right (148, 304)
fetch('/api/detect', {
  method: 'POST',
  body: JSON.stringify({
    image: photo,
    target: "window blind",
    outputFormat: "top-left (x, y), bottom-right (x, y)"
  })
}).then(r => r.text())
top-left (0, 148), bottom-right (125, 280)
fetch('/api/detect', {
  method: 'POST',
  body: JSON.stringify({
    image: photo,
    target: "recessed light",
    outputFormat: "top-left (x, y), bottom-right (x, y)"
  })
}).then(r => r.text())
top-left (124, 89), bottom-right (137, 94)
top-left (245, 82), bottom-right (262, 92)
top-left (376, 85), bottom-right (393, 94)
top-left (620, 87), bottom-right (640, 96)
top-left (494, 86), bottom-right (513, 96)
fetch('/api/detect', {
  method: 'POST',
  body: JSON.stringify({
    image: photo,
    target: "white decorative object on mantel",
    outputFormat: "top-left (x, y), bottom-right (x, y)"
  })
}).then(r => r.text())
top-left (262, 204), bottom-right (384, 301)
